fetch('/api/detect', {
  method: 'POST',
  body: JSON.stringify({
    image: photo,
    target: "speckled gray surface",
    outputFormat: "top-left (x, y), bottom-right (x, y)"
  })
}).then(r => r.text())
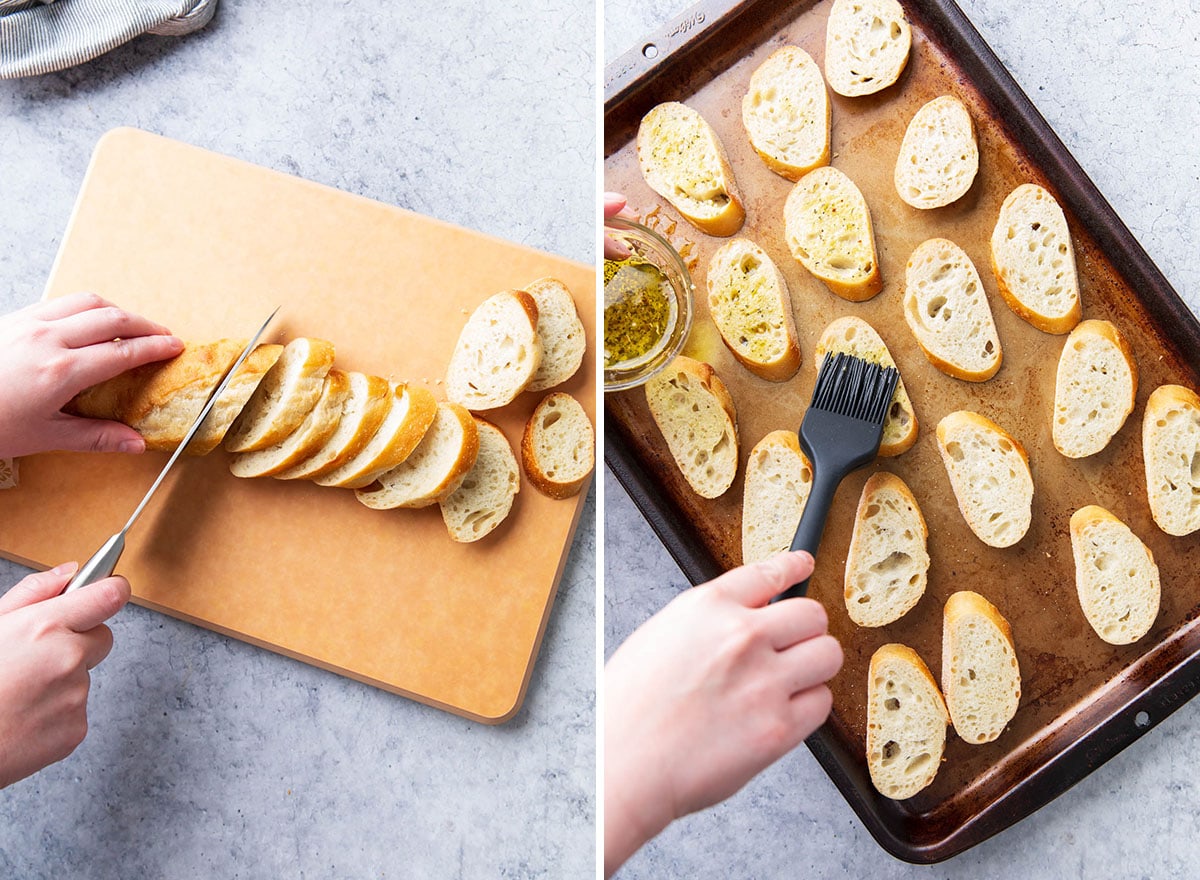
top-left (0, 2), bottom-right (594, 877)
top-left (605, 0), bottom-right (1200, 876)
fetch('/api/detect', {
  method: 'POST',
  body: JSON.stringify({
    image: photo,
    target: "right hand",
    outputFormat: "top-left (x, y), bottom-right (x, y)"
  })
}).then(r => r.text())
top-left (0, 564), bottom-right (131, 789)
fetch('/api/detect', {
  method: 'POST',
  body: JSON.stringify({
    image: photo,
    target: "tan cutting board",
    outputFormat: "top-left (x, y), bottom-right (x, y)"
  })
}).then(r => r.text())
top-left (0, 128), bottom-right (595, 724)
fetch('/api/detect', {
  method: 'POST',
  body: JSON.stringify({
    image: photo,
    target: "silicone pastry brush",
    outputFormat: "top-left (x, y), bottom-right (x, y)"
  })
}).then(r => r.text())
top-left (780, 351), bottom-right (899, 601)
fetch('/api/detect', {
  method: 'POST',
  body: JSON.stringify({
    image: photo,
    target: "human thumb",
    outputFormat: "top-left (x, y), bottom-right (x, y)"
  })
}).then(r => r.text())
top-left (0, 562), bottom-right (78, 614)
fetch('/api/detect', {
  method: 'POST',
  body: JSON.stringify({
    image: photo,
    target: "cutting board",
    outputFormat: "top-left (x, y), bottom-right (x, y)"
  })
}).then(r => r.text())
top-left (0, 128), bottom-right (595, 724)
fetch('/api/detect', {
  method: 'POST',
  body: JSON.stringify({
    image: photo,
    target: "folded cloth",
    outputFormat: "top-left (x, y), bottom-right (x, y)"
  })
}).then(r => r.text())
top-left (0, 0), bottom-right (217, 78)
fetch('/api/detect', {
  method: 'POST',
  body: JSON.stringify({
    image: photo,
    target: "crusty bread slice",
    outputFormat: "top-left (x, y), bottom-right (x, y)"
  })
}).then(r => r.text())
top-left (936, 411), bottom-right (1032, 548)
top-left (706, 238), bottom-right (801, 381)
top-left (446, 290), bottom-right (542, 411)
top-left (224, 337), bottom-right (335, 453)
top-left (229, 370), bottom-right (351, 478)
top-left (903, 238), bottom-right (1002, 382)
top-left (315, 383), bottom-right (438, 488)
top-left (866, 644), bottom-right (948, 800)
top-left (942, 591), bottom-right (1021, 744)
top-left (521, 392), bottom-right (594, 499)
top-left (356, 402), bottom-right (480, 509)
top-left (645, 356), bottom-right (739, 499)
top-left (273, 372), bottom-right (392, 480)
top-left (894, 95), bottom-right (978, 209)
top-left (1070, 505), bottom-right (1160, 645)
top-left (1052, 319), bottom-right (1138, 458)
top-left (741, 45), bottom-right (831, 181)
top-left (814, 317), bottom-right (917, 456)
top-left (845, 472), bottom-right (929, 627)
top-left (524, 278), bottom-right (586, 393)
top-left (1143, 384), bottom-right (1200, 536)
top-left (741, 430), bottom-right (813, 565)
top-left (990, 183), bottom-right (1081, 334)
top-left (440, 420), bottom-right (520, 543)
top-left (637, 102), bottom-right (746, 237)
top-left (784, 166), bottom-right (882, 301)
top-left (825, 0), bottom-right (912, 97)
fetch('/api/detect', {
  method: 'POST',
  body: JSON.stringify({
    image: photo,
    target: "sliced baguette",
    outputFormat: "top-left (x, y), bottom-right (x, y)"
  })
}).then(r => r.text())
top-left (273, 372), bottom-right (393, 480)
top-left (942, 591), bottom-right (1021, 744)
top-left (637, 102), bottom-right (746, 237)
top-left (894, 95), bottom-right (978, 209)
top-left (1070, 505), bottom-right (1160, 645)
top-left (936, 411), bottom-right (1032, 548)
top-left (903, 238), bottom-right (1002, 381)
top-left (356, 402), bottom-right (480, 509)
top-left (315, 383), bottom-right (438, 489)
top-left (229, 370), bottom-right (351, 478)
top-left (814, 317), bottom-right (917, 456)
top-left (784, 166), bottom-right (882, 301)
top-left (825, 0), bottom-right (912, 97)
top-left (524, 278), bottom-right (586, 392)
top-left (445, 290), bottom-right (542, 411)
top-left (706, 238), bottom-right (801, 381)
top-left (741, 430), bottom-right (813, 565)
top-left (645, 356), bottom-right (739, 499)
top-left (1143, 384), bottom-right (1200, 536)
top-left (521, 392), bottom-right (594, 499)
top-left (844, 472), bottom-right (928, 627)
top-left (866, 644), bottom-right (948, 800)
top-left (440, 420), bottom-right (520, 543)
top-left (1052, 319), bottom-right (1138, 458)
top-left (223, 337), bottom-right (336, 453)
top-left (990, 183), bottom-right (1081, 334)
top-left (741, 45), bottom-right (831, 181)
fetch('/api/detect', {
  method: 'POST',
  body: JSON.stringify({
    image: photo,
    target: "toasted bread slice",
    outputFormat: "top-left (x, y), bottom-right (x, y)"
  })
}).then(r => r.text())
top-left (894, 95), bottom-right (978, 209)
top-left (942, 591), bottom-right (1021, 744)
top-left (229, 370), bottom-right (351, 478)
top-left (1070, 505), bottom-right (1160, 645)
top-left (1052, 319), bottom-right (1138, 458)
top-left (446, 290), bottom-right (542, 411)
top-left (224, 337), bottom-right (335, 453)
top-left (741, 45), bottom-right (831, 181)
top-left (825, 0), bottom-right (912, 97)
top-left (314, 383), bottom-right (438, 488)
top-left (784, 166), bottom-right (882, 301)
top-left (845, 472), bottom-right (928, 627)
top-left (440, 420), bottom-right (520, 543)
top-left (903, 238), bottom-right (1002, 381)
top-left (521, 392), bottom-right (594, 499)
top-left (1143, 384), bottom-right (1200, 536)
top-left (866, 644), bottom-right (948, 799)
top-left (637, 102), bottom-right (746, 237)
top-left (274, 372), bottom-right (392, 480)
top-left (356, 402), bottom-right (480, 509)
top-left (706, 238), bottom-right (801, 381)
top-left (936, 411), bottom-right (1032, 548)
top-left (741, 430), bottom-right (813, 565)
top-left (524, 278), bottom-right (586, 393)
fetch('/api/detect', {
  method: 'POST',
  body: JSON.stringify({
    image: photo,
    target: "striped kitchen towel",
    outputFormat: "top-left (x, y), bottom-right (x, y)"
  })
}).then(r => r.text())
top-left (0, 0), bottom-right (217, 78)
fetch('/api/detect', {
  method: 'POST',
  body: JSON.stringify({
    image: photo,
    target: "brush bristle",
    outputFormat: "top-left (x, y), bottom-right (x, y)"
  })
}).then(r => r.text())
top-left (810, 352), bottom-right (900, 423)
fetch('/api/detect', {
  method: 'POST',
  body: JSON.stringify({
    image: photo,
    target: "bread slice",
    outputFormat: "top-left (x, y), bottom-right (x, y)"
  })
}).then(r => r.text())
top-left (645, 356), bottom-right (739, 499)
top-left (1143, 384), bottom-right (1200, 536)
top-left (844, 472), bottom-right (928, 627)
top-left (273, 372), bottom-right (393, 480)
top-left (706, 238), bottom-right (801, 381)
top-left (942, 591), bottom-right (1021, 744)
top-left (521, 392), bottom-right (594, 499)
top-left (1052, 319), bottom-right (1138, 458)
top-left (223, 337), bottom-right (336, 453)
top-left (903, 238), bottom-right (1002, 381)
top-left (894, 95), bottom-right (978, 209)
top-left (814, 317), bottom-right (917, 456)
top-left (356, 402), bottom-right (480, 509)
top-left (637, 101), bottom-right (746, 237)
top-left (524, 278), bottom-right (586, 393)
top-left (866, 644), bottom-right (948, 800)
top-left (440, 420), bottom-right (520, 543)
top-left (784, 166), bottom-right (882, 301)
top-left (936, 411), bottom-right (1032, 548)
top-left (1070, 505), bottom-right (1160, 645)
top-left (741, 45), bottom-right (831, 181)
top-left (315, 383), bottom-right (438, 488)
top-left (445, 290), bottom-right (542, 411)
top-left (741, 430), bottom-right (813, 565)
top-left (990, 183), bottom-right (1081, 334)
top-left (825, 0), bottom-right (912, 97)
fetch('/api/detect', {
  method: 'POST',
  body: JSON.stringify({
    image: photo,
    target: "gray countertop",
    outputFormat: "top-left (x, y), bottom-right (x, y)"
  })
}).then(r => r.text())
top-left (605, 0), bottom-right (1200, 876)
top-left (0, 2), bottom-right (594, 877)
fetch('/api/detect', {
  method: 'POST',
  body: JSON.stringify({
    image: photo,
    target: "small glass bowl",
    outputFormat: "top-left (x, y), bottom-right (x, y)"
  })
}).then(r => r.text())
top-left (603, 216), bottom-right (694, 392)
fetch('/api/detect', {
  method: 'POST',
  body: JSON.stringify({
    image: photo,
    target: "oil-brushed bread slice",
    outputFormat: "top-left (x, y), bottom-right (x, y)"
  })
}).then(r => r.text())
top-left (825, 0), bottom-right (912, 97)
top-left (645, 356), bottom-right (739, 499)
top-left (866, 644), bottom-right (948, 800)
top-left (224, 337), bottom-right (335, 453)
top-left (942, 591), bottom-right (1021, 744)
top-left (936, 411), bottom-right (1032, 548)
top-left (706, 238), bottom-right (801, 381)
top-left (356, 402), bottom-right (480, 509)
top-left (741, 45), bottom-right (830, 181)
top-left (1143, 384), bottom-right (1200, 536)
top-left (1070, 505), bottom-right (1160, 645)
top-left (1052, 319), bottom-right (1138, 458)
top-left (895, 95), bottom-right (978, 209)
top-left (784, 166), bottom-right (882, 302)
top-left (273, 372), bottom-right (393, 480)
top-left (845, 472), bottom-right (928, 627)
top-left (903, 238), bottom-right (1002, 381)
top-left (814, 317), bottom-right (917, 456)
top-left (741, 430), bottom-right (813, 565)
top-left (229, 370), bottom-right (351, 478)
top-left (521, 392), bottom-right (594, 499)
top-left (637, 101), bottom-right (746, 236)
top-left (524, 278), bottom-right (586, 392)
top-left (446, 290), bottom-right (542, 411)
top-left (990, 183), bottom-right (1081, 333)
top-left (315, 382), bottom-right (438, 488)
top-left (440, 420), bottom-right (520, 543)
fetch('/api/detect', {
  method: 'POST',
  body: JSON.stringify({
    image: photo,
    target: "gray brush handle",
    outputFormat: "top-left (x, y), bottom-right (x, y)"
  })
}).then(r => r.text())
top-left (63, 532), bottom-right (126, 594)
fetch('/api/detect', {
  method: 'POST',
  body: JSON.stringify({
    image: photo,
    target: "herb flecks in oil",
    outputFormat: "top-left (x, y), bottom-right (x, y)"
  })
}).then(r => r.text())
top-left (604, 257), bottom-right (672, 368)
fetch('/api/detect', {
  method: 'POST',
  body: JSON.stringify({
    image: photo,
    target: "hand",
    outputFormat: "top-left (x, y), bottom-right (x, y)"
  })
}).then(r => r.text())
top-left (0, 292), bottom-right (183, 458)
top-left (604, 192), bottom-right (637, 259)
top-left (604, 551), bottom-right (843, 875)
top-left (0, 563), bottom-right (131, 789)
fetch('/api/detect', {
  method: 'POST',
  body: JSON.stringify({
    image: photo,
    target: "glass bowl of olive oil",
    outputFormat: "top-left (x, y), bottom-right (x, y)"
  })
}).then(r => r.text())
top-left (603, 216), bottom-right (694, 391)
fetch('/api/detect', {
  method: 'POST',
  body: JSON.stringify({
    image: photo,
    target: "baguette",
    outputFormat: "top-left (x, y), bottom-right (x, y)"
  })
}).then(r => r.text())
top-left (894, 95), bottom-right (978, 209)
top-left (741, 430), bottom-right (813, 565)
top-left (1052, 319), bottom-right (1137, 459)
top-left (942, 591), bottom-right (1021, 744)
top-left (1070, 505), bottom-right (1160, 645)
top-left (521, 392), bottom-right (594, 499)
top-left (524, 277), bottom-right (586, 393)
top-left (784, 166), bottom-right (882, 301)
top-left (440, 420), bottom-right (520, 543)
top-left (1143, 384), bottom-right (1200, 536)
top-left (314, 383), bottom-right (438, 488)
top-left (273, 372), bottom-right (393, 480)
top-left (224, 337), bottom-right (336, 453)
top-left (741, 45), bottom-right (831, 181)
top-left (936, 411), bottom-right (1032, 548)
top-left (844, 472), bottom-right (928, 627)
top-left (866, 644), bottom-right (948, 800)
top-left (825, 0), bottom-right (912, 97)
top-left (356, 402), bottom-right (480, 509)
top-left (446, 290), bottom-right (542, 411)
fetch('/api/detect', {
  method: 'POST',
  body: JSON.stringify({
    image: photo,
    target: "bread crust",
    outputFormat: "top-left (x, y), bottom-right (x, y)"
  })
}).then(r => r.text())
top-left (740, 429), bottom-right (812, 565)
top-left (356, 402), bottom-right (481, 508)
top-left (936, 410), bottom-right (1032, 547)
top-left (894, 95), bottom-right (978, 209)
top-left (741, 45), bottom-right (831, 181)
top-left (1052, 319), bottom-right (1137, 458)
top-left (825, 0), bottom-right (912, 98)
top-left (275, 372), bottom-right (393, 480)
top-left (844, 472), bottom-right (929, 626)
top-left (521, 392), bottom-right (595, 499)
top-left (524, 277), bottom-right (586, 393)
top-left (866, 643), bottom-right (948, 799)
top-left (446, 290), bottom-right (542, 412)
top-left (1070, 504), bottom-right (1160, 644)
top-left (1143, 384), bottom-right (1200, 536)
top-left (942, 591), bottom-right (1020, 744)
top-left (315, 383), bottom-right (439, 488)
top-left (442, 419), bottom-right (520, 543)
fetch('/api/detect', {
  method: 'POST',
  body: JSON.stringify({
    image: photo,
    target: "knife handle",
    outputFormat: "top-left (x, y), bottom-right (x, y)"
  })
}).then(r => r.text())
top-left (63, 532), bottom-right (126, 594)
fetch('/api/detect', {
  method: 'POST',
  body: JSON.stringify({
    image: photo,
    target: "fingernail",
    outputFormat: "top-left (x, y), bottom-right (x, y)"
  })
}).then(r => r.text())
top-left (118, 439), bottom-right (144, 454)
top-left (791, 550), bottom-right (814, 566)
top-left (52, 561), bottom-right (78, 576)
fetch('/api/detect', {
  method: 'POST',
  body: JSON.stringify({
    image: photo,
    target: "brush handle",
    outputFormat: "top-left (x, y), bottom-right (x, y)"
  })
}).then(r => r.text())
top-left (780, 467), bottom-right (843, 600)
